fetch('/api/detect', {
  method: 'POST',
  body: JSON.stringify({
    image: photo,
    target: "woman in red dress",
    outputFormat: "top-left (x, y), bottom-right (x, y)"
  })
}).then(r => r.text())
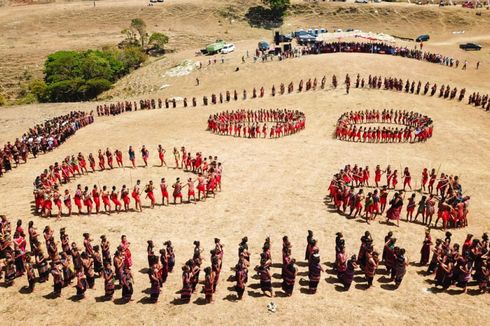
top-left (145, 181), bottom-right (156, 208)
top-left (160, 178), bottom-right (169, 206)
top-left (74, 184), bottom-right (83, 215)
top-left (121, 185), bottom-right (131, 212)
top-left (374, 165), bottom-right (382, 188)
top-left (157, 145), bottom-right (167, 167)
top-left (98, 149), bottom-right (105, 170)
top-left (386, 192), bottom-right (404, 227)
top-left (53, 186), bottom-right (62, 220)
top-left (63, 189), bottom-right (72, 216)
top-left (101, 185), bottom-right (111, 215)
top-left (132, 180), bottom-right (142, 212)
top-left (83, 186), bottom-right (93, 215)
top-left (92, 185), bottom-right (101, 214)
top-left (403, 167), bottom-right (412, 191)
top-left (110, 186), bottom-right (122, 212)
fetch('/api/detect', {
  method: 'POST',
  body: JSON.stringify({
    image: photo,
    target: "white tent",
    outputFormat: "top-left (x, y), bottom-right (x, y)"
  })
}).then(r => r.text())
top-left (316, 31), bottom-right (396, 43)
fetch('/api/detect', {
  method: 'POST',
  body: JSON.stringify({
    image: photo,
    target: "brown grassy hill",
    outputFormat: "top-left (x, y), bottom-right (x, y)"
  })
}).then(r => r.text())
top-left (0, 0), bottom-right (488, 101)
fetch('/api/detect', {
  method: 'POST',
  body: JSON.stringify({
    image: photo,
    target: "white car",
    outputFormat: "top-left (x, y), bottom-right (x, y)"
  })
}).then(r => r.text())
top-left (221, 44), bottom-right (235, 54)
top-left (355, 0), bottom-right (369, 3)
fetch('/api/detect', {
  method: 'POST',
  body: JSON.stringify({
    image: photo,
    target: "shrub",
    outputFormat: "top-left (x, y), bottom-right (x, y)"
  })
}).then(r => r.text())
top-left (40, 47), bottom-right (146, 102)
top-left (0, 93), bottom-right (6, 106)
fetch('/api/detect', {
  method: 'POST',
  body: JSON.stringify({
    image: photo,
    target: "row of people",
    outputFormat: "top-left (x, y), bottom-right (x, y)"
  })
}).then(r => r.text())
top-left (35, 172), bottom-right (221, 219)
top-left (92, 72), bottom-right (488, 120)
top-left (207, 109), bottom-right (306, 138)
top-left (34, 146), bottom-right (220, 189)
top-left (1, 217), bottom-right (488, 302)
top-left (468, 92), bottom-right (490, 111)
top-left (335, 109), bottom-right (433, 143)
top-left (0, 111), bottom-right (94, 177)
top-left (328, 165), bottom-right (469, 229)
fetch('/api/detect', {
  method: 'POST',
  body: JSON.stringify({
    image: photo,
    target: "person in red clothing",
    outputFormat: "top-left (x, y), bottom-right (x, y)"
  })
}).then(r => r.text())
top-left (157, 145), bottom-right (167, 167)
top-left (160, 178), bottom-right (169, 206)
top-left (115, 149), bottom-right (123, 167)
top-left (145, 181), bottom-right (156, 209)
top-left (101, 185), bottom-right (111, 215)
top-left (92, 185), bottom-right (101, 214)
top-left (402, 167), bottom-right (412, 191)
top-left (132, 180), bottom-right (143, 212)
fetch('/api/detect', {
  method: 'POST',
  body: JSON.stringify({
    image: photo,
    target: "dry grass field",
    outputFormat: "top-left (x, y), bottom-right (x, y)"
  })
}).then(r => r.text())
top-left (0, 1), bottom-right (489, 325)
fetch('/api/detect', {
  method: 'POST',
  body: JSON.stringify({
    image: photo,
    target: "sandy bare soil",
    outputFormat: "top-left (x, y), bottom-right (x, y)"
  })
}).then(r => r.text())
top-left (0, 1), bottom-right (489, 325)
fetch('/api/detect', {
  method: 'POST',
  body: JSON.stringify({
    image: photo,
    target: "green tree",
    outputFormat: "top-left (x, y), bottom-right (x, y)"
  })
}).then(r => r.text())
top-left (263, 0), bottom-right (290, 11)
top-left (121, 28), bottom-right (139, 47)
top-left (46, 78), bottom-right (86, 102)
top-left (131, 18), bottom-right (147, 48)
top-left (118, 46), bottom-right (148, 71)
top-left (27, 79), bottom-right (48, 102)
top-left (148, 32), bottom-right (169, 51)
top-left (83, 78), bottom-right (112, 99)
top-left (39, 47), bottom-right (146, 102)
top-left (44, 51), bottom-right (83, 84)
top-left (79, 51), bottom-right (113, 81)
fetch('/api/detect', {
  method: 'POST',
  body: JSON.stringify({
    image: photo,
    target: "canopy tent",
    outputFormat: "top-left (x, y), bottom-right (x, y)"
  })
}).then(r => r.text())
top-left (316, 31), bottom-right (396, 43)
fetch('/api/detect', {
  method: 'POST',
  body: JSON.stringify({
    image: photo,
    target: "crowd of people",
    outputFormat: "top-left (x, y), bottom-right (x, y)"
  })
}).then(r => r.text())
top-left (335, 109), bottom-right (433, 143)
top-left (32, 146), bottom-right (223, 218)
top-left (328, 164), bottom-right (470, 229)
top-left (0, 217), bottom-right (136, 301)
top-left (0, 111), bottom-right (94, 177)
top-left (92, 71), bottom-right (489, 121)
top-left (207, 109), bottom-right (306, 138)
top-left (302, 42), bottom-right (464, 69)
top-left (424, 231), bottom-right (490, 294)
top-left (3, 215), bottom-right (487, 303)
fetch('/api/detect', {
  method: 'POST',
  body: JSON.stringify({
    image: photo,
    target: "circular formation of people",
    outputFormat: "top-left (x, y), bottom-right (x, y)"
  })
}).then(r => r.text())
top-left (0, 38), bottom-right (489, 313)
top-left (32, 146), bottom-right (223, 218)
top-left (207, 109), bottom-right (306, 139)
top-left (328, 164), bottom-right (469, 230)
top-left (335, 109), bottom-right (433, 143)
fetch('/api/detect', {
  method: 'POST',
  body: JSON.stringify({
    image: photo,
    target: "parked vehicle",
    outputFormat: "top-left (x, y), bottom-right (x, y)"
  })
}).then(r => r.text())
top-left (297, 34), bottom-right (317, 44)
top-left (221, 43), bottom-right (236, 54)
top-left (459, 43), bottom-right (482, 51)
top-left (206, 40), bottom-right (226, 55)
top-left (277, 34), bottom-right (293, 43)
top-left (355, 0), bottom-right (369, 3)
top-left (416, 34), bottom-right (430, 42)
top-left (258, 41), bottom-right (270, 51)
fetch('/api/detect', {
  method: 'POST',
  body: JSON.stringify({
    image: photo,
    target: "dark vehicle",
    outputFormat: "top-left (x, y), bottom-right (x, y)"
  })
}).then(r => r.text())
top-left (459, 43), bottom-right (482, 51)
top-left (278, 34), bottom-right (293, 43)
top-left (416, 34), bottom-right (430, 42)
top-left (274, 33), bottom-right (293, 43)
top-left (258, 41), bottom-right (270, 51)
top-left (297, 34), bottom-right (317, 45)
